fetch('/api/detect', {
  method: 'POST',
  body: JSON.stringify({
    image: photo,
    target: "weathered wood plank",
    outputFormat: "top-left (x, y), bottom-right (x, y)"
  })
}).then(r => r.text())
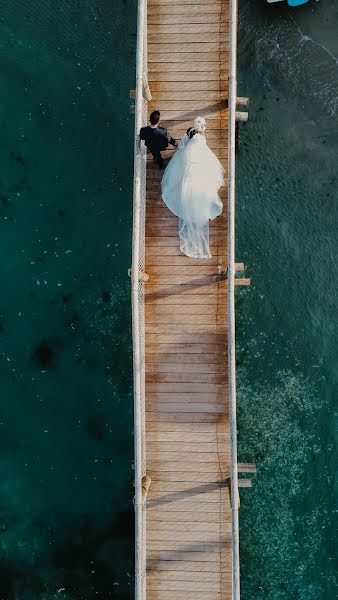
top-left (147, 470), bottom-right (229, 483)
top-left (148, 13), bottom-right (229, 25)
top-left (147, 505), bottom-right (230, 518)
top-left (147, 579), bottom-right (224, 592)
top-left (146, 592), bottom-right (224, 600)
top-left (146, 560), bottom-right (228, 572)
top-left (145, 304), bottom-right (228, 324)
top-left (146, 410), bottom-right (224, 422)
top-left (146, 264), bottom-right (227, 276)
top-left (144, 285), bottom-right (226, 298)
top-left (145, 271), bottom-right (226, 283)
top-left (147, 505), bottom-right (231, 521)
top-left (147, 490), bottom-right (229, 508)
top-left (148, 70), bottom-right (227, 82)
top-left (148, 52), bottom-right (228, 64)
top-left (144, 310), bottom-right (226, 324)
top-left (146, 403), bottom-right (226, 414)
top-left (145, 248), bottom-right (224, 261)
top-left (145, 305), bottom-right (227, 317)
top-left (145, 253), bottom-right (228, 266)
top-left (145, 313), bottom-right (226, 325)
top-left (151, 90), bottom-right (226, 103)
top-left (146, 393), bottom-right (226, 404)
top-left (147, 441), bottom-right (228, 454)
top-left (149, 61), bottom-right (228, 73)
top-left (144, 325), bottom-right (227, 335)
top-left (146, 551), bottom-right (229, 564)
top-left (149, 78), bottom-right (228, 91)
top-left (146, 570), bottom-right (224, 583)
top-left (146, 371), bottom-right (227, 383)
top-left (147, 499), bottom-right (230, 514)
top-left (148, 33), bottom-right (229, 44)
top-left (148, 30), bottom-right (226, 43)
top-left (147, 418), bottom-right (229, 434)
top-left (146, 343), bottom-right (226, 354)
top-left (145, 333), bottom-right (226, 345)
top-left (148, 0), bottom-right (224, 5)
top-left (149, 43), bottom-right (229, 54)
top-left (146, 428), bottom-right (230, 442)
top-left (149, 466), bottom-right (230, 476)
top-left (148, 100), bottom-right (227, 112)
top-left (145, 295), bottom-right (226, 306)
top-left (148, 4), bottom-right (224, 15)
top-left (147, 449), bottom-right (229, 463)
top-left (146, 378), bottom-right (227, 390)
top-left (145, 360), bottom-right (227, 372)
top-left (145, 243), bottom-right (225, 255)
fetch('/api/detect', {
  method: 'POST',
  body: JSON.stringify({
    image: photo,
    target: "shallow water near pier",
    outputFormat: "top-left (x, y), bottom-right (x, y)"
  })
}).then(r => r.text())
top-left (236, 1), bottom-right (338, 598)
top-left (0, 0), bottom-right (337, 599)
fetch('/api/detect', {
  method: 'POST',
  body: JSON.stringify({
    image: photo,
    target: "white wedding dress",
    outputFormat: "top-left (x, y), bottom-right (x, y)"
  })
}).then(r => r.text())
top-left (161, 133), bottom-right (224, 259)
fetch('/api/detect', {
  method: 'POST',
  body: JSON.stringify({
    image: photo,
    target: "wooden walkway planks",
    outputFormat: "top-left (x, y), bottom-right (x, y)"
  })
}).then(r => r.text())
top-left (144, 1), bottom-right (232, 600)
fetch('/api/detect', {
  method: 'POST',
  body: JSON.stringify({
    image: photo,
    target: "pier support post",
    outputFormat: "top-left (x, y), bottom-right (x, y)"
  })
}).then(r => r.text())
top-left (128, 268), bottom-right (149, 283)
top-left (235, 111), bottom-right (249, 122)
top-left (234, 278), bottom-right (251, 286)
top-left (237, 463), bottom-right (257, 473)
top-left (236, 97), bottom-right (250, 106)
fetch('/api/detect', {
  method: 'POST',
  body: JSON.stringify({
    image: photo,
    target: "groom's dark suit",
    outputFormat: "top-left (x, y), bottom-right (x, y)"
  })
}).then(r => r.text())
top-left (140, 125), bottom-right (177, 165)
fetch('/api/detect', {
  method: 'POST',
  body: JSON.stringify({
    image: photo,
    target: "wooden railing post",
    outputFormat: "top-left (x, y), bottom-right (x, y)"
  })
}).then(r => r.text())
top-left (142, 475), bottom-right (151, 499)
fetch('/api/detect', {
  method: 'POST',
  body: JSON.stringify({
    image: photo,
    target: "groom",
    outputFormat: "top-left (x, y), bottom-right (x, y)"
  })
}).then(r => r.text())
top-left (140, 110), bottom-right (177, 169)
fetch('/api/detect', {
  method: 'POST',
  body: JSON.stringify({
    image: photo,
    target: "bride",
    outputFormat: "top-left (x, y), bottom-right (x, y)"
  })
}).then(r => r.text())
top-left (161, 117), bottom-right (224, 259)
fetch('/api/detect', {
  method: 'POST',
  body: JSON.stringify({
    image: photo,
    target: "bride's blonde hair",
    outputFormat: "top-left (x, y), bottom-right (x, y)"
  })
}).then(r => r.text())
top-left (192, 116), bottom-right (206, 134)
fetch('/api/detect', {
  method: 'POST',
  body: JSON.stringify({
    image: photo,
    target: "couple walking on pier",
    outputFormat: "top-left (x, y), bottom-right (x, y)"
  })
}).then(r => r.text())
top-left (140, 111), bottom-right (224, 259)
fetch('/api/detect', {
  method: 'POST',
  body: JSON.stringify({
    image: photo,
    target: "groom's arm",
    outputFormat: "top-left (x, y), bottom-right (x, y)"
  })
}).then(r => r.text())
top-left (139, 127), bottom-right (146, 149)
top-left (169, 134), bottom-right (178, 147)
top-left (165, 128), bottom-right (178, 148)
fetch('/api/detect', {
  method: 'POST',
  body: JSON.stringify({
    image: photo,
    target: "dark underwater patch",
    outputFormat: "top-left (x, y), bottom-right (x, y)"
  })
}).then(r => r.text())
top-left (32, 340), bottom-right (57, 369)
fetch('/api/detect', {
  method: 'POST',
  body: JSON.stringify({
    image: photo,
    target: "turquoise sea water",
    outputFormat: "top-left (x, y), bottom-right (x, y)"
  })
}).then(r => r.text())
top-left (236, 1), bottom-right (338, 598)
top-left (0, 1), bottom-right (337, 599)
top-left (0, 1), bottom-right (136, 598)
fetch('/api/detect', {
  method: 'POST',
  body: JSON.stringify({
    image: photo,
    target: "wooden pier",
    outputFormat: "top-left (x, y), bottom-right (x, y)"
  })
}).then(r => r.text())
top-left (132, 1), bottom-right (244, 600)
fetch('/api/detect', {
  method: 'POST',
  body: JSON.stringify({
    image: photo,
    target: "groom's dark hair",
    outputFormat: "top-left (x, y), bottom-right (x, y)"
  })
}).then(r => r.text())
top-left (150, 110), bottom-right (160, 125)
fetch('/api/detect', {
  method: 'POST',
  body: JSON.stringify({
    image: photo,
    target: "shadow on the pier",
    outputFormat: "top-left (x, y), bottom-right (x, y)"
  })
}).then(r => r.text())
top-left (146, 272), bottom-right (227, 302)
top-left (158, 101), bottom-right (228, 124)
top-left (147, 480), bottom-right (228, 507)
